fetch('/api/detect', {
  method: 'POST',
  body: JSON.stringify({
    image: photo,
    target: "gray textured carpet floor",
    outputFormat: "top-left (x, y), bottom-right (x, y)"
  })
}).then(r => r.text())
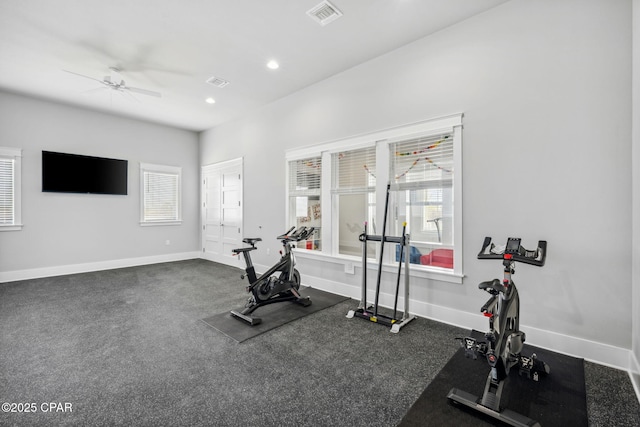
top-left (1, 259), bottom-right (639, 426)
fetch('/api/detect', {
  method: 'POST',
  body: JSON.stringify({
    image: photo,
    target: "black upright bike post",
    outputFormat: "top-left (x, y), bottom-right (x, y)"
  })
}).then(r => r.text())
top-left (373, 184), bottom-right (391, 317)
top-left (360, 221), bottom-right (368, 312)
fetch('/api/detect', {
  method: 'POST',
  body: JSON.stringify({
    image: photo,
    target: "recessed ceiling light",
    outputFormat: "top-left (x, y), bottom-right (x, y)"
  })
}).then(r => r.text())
top-left (267, 60), bottom-right (279, 70)
top-left (205, 97), bottom-right (216, 104)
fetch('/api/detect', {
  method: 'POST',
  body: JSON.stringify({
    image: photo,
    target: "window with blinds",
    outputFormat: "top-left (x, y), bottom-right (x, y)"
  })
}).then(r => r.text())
top-left (0, 147), bottom-right (22, 231)
top-left (332, 146), bottom-right (376, 256)
top-left (390, 132), bottom-right (454, 268)
top-left (288, 157), bottom-right (321, 250)
top-left (0, 157), bottom-right (15, 225)
top-left (140, 163), bottom-right (182, 225)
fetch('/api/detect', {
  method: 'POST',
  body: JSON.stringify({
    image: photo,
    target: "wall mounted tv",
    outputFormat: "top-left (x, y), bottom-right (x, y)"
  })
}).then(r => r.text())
top-left (42, 151), bottom-right (128, 195)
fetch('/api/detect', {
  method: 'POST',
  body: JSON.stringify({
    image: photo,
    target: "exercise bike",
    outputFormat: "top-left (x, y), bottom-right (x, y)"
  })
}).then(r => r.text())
top-left (230, 227), bottom-right (314, 326)
top-left (447, 237), bottom-right (549, 427)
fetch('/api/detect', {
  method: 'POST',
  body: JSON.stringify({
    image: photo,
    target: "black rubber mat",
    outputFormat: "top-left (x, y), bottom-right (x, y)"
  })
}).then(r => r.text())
top-left (201, 287), bottom-right (349, 342)
top-left (399, 330), bottom-right (588, 427)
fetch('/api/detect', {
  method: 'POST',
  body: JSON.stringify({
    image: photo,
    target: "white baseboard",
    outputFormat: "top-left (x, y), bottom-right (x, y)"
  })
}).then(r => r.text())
top-left (0, 252), bottom-right (201, 283)
top-left (522, 326), bottom-right (631, 370)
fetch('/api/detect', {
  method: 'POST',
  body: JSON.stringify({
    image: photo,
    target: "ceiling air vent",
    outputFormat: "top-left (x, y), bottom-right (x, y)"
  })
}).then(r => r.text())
top-left (307, 1), bottom-right (343, 26)
top-left (206, 76), bottom-right (230, 88)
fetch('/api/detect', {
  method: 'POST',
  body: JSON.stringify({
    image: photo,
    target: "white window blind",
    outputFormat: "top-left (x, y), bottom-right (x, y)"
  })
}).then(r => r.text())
top-left (140, 163), bottom-right (181, 225)
top-left (0, 147), bottom-right (22, 230)
top-left (289, 157), bottom-right (322, 196)
top-left (391, 133), bottom-right (453, 188)
top-left (0, 157), bottom-right (15, 225)
top-left (332, 146), bottom-right (376, 193)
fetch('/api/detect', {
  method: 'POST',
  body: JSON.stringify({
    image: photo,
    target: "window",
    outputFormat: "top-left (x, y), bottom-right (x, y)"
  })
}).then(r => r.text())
top-left (0, 147), bottom-right (22, 231)
top-left (140, 163), bottom-right (182, 225)
top-left (288, 156), bottom-right (322, 249)
top-left (332, 146), bottom-right (376, 257)
top-left (390, 132), bottom-right (454, 268)
top-left (285, 114), bottom-right (462, 279)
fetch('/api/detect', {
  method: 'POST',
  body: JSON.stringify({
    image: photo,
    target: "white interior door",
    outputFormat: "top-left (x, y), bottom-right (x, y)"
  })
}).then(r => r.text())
top-left (202, 158), bottom-right (243, 266)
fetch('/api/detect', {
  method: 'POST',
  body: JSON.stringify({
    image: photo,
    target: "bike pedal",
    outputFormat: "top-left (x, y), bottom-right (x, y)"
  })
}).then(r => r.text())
top-left (459, 337), bottom-right (480, 359)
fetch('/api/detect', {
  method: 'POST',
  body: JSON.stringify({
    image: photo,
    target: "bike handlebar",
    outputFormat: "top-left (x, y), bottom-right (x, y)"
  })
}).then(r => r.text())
top-left (477, 237), bottom-right (547, 267)
top-left (277, 226), bottom-right (316, 242)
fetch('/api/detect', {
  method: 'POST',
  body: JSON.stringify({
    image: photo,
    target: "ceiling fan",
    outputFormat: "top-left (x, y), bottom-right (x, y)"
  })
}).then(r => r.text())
top-left (64, 67), bottom-right (162, 98)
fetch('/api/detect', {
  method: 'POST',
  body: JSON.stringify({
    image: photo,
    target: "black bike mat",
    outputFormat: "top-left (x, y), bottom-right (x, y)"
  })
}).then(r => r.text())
top-left (201, 287), bottom-right (349, 343)
top-left (399, 330), bottom-right (588, 427)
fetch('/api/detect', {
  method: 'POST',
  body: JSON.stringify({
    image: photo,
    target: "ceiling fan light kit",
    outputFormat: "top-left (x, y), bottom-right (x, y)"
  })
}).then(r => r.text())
top-left (64, 67), bottom-right (162, 98)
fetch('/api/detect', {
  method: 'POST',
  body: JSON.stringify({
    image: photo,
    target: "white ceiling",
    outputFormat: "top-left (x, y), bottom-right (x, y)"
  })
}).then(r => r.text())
top-left (0, 0), bottom-right (508, 132)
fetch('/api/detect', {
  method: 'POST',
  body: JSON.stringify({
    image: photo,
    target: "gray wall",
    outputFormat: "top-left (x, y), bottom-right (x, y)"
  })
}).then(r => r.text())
top-left (201, 0), bottom-right (633, 353)
top-left (0, 91), bottom-right (200, 275)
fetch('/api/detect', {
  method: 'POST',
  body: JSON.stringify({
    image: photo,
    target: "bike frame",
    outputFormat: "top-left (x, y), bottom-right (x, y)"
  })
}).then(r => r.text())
top-left (483, 256), bottom-right (522, 383)
top-left (242, 242), bottom-right (295, 288)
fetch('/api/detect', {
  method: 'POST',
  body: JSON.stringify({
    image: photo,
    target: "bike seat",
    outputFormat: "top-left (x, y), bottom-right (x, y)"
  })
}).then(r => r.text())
top-left (242, 237), bottom-right (262, 246)
top-left (479, 279), bottom-right (505, 294)
top-left (232, 247), bottom-right (255, 254)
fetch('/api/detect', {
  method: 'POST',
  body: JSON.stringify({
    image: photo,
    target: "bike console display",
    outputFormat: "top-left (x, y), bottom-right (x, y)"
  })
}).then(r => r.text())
top-left (505, 237), bottom-right (521, 254)
top-left (478, 236), bottom-right (547, 267)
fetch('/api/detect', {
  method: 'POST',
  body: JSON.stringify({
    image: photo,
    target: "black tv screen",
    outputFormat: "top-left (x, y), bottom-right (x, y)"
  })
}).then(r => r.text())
top-left (42, 151), bottom-right (128, 195)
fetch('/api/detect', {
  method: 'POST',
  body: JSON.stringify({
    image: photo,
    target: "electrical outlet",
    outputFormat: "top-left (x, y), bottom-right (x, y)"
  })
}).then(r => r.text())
top-left (165, 240), bottom-right (171, 246)
top-left (345, 262), bottom-right (355, 274)
top-left (266, 248), bottom-right (270, 255)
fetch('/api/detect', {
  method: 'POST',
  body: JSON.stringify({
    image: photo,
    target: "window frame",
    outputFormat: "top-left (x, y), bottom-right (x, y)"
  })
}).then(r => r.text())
top-left (285, 114), bottom-right (463, 282)
top-left (139, 162), bottom-right (182, 226)
top-left (0, 147), bottom-right (23, 232)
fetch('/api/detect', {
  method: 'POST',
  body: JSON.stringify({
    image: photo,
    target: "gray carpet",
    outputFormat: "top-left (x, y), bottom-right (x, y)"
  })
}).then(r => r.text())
top-left (0, 259), bottom-right (638, 426)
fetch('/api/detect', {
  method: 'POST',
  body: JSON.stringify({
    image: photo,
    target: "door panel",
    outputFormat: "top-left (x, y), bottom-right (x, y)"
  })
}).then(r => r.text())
top-left (202, 159), bottom-right (243, 267)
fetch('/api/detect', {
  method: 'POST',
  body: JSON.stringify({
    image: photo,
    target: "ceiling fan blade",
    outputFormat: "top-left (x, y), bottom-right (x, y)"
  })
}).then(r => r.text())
top-left (80, 86), bottom-right (108, 95)
top-left (63, 69), bottom-right (106, 85)
top-left (127, 86), bottom-right (162, 98)
top-left (120, 90), bottom-right (141, 103)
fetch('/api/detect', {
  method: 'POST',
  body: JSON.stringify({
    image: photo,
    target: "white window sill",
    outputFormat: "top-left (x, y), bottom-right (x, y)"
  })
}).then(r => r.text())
top-left (0, 224), bottom-right (23, 231)
top-left (140, 221), bottom-right (183, 227)
top-left (293, 248), bottom-right (463, 284)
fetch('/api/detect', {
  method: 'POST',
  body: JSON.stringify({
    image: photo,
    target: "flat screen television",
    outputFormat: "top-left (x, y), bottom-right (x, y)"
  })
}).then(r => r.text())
top-left (42, 151), bottom-right (128, 195)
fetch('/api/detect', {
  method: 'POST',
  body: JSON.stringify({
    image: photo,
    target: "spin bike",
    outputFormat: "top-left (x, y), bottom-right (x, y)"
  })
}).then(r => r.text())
top-left (447, 237), bottom-right (549, 427)
top-left (230, 227), bottom-right (314, 326)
